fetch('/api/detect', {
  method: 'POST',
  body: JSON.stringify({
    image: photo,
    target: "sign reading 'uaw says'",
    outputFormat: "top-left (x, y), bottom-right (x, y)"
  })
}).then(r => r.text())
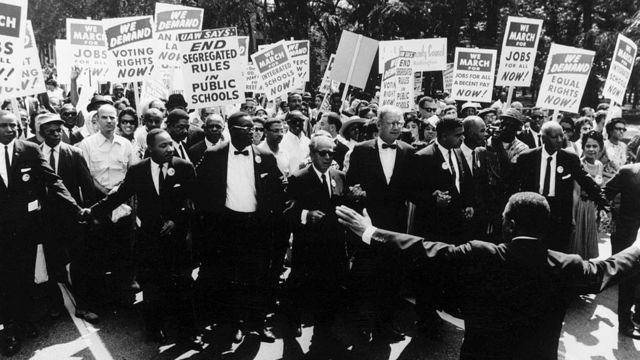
top-left (536, 43), bottom-right (594, 113)
top-left (103, 16), bottom-right (155, 81)
top-left (251, 41), bottom-right (296, 100)
top-left (602, 34), bottom-right (637, 105)
top-left (0, 21), bottom-right (45, 98)
top-left (178, 27), bottom-right (244, 108)
top-left (0, 0), bottom-right (27, 91)
top-left (496, 16), bottom-right (543, 87)
top-left (451, 48), bottom-right (497, 103)
top-left (65, 19), bottom-right (110, 80)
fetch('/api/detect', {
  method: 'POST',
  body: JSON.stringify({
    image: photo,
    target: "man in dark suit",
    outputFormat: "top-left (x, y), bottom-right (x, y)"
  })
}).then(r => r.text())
top-left (514, 121), bottom-right (606, 252)
top-left (316, 111), bottom-right (350, 169)
top-left (284, 135), bottom-right (349, 358)
top-left (165, 109), bottom-right (192, 163)
top-left (0, 111), bottom-right (84, 356)
top-left (604, 163), bottom-right (640, 338)
top-left (194, 112), bottom-right (285, 353)
top-left (336, 192), bottom-right (640, 360)
top-left (187, 113), bottom-right (225, 167)
top-left (346, 105), bottom-right (415, 344)
top-left (39, 114), bottom-right (98, 323)
top-left (88, 128), bottom-right (197, 343)
top-left (517, 108), bottom-right (545, 149)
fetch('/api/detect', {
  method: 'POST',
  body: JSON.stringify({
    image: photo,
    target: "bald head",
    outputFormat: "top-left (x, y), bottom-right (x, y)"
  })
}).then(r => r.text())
top-left (541, 121), bottom-right (564, 154)
top-left (463, 115), bottom-right (487, 148)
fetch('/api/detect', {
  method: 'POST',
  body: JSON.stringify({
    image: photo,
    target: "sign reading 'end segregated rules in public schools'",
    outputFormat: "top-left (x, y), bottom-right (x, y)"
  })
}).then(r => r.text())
top-left (451, 48), bottom-right (497, 103)
top-left (536, 43), bottom-right (594, 113)
top-left (103, 16), bottom-right (155, 81)
top-left (251, 41), bottom-right (296, 100)
top-left (380, 51), bottom-right (415, 113)
top-left (178, 27), bottom-right (244, 108)
top-left (496, 16), bottom-right (543, 87)
top-left (602, 34), bottom-right (637, 105)
top-left (0, 0), bottom-right (27, 92)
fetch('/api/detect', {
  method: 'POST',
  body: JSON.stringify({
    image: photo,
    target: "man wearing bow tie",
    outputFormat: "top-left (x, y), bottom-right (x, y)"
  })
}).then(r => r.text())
top-left (346, 105), bottom-right (415, 346)
top-left (283, 135), bottom-right (349, 357)
top-left (194, 112), bottom-right (286, 352)
top-left (87, 129), bottom-right (197, 344)
top-left (165, 109), bottom-right (192, 163)
top-left (0, 111), bottom-right (84, 356)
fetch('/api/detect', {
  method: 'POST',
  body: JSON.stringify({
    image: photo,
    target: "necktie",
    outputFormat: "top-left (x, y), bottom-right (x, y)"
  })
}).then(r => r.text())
top-left (448, 149), bottom-right (457, 180)
top-left (158, 165), bottom-right (165, 195)
top-left (321, 173), bottom-right (330, 197)
top-left (49, 148), bottom-right (56, 174)
top-left (178, 143), bottom-right (187, 159)
top-left (382, 143), bottom-right (397, 150)
top-left (542, 156), bottom-right (552, 196)
top-left (4, 145), bottom-right (11, 185)
top-left (234, 149), bottom-right (249, 156)
top-left (471, 150), bottom-right (476, 175)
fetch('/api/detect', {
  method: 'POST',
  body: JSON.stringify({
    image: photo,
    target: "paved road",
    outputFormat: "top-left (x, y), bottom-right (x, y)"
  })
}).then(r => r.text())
top-left (9, 232), bottom-right (640, 360)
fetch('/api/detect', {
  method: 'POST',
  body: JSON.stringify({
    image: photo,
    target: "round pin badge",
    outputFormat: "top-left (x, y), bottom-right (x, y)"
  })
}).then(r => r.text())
top-left (557, 166), bottom-right (564, 174)
top-left (331, 179), bottom-right (337, 187)
top-left (441, 162), bottom-right (449, 170)
top-left (255, 155), bottom-right (262, 164)
top-left (22, 174), bottom-right (30, 182)
top-left (167, 168), bottom-right (175, 176)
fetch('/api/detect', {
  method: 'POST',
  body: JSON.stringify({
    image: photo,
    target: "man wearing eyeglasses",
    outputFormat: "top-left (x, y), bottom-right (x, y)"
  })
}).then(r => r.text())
top-left (517, 108), bottom-right (545, 149)
top-left (281, 110), bottom-right (310, 171)
top-left (283, 134), bottom-right (349, 358)
top-left (194, 112), bottom-right (286, 352)
top-left (417, 96), bottom-right (439, 120)
top-left (188, 114), bottom-right (226, 167)
top-left (165, 109), bottom-right (192, 163)
top-left (59, 103), bottom-right (78, 144)
top-left (346, 105), bottom-right (415, 346)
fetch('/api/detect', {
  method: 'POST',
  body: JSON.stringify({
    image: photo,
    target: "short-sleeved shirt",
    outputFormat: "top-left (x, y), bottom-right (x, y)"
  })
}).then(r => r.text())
top-left (78, 132), bottom-right (133, 190)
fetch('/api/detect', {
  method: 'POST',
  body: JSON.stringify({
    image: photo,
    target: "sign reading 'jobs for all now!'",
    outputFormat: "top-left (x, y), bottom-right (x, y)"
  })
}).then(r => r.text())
top-left (178, 27), bottom-right (244, 108)
top-left (496, 16), bottom-right (543, 87)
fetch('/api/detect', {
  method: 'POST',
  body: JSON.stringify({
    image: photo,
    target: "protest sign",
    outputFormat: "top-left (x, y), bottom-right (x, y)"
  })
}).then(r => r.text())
top-left (443, 62), bottom-right (454, 94)
top-left (245, 62), bottom-right (261, 93)
top-left (414, 72), bottom-right (423, 97)
top-left (378, 38), bottom-right (447, 73)
top-left (65, 18), bottom-right (110, 82)
top-left (238, 36), bottom-right (249, 67)
top-left (602, 34), bottom-right (637, 105)
top-left (380, 51), bottom-right (415, 112)
top-left (55, 39), bottom-right (72, 83)
top-left (0, 21), bottom-right (45, 98)
top-left (319, 54), bottom-right (340, 94)
top-left (103, 16), bottom-right (155, 81)
top-left (331, 31), bottom-right (378, 90)
top-left (0, 0), bottom-right (27, 91)
top-left (251, 40), bottom-right (296, 100)
top-left (496, 17), bottom-right (543, 87)
top-left (451, 48), bottom-right (497, 102)
top-left (286, 40), bottom-right (310, 87)
top-left (536, 43), bottom-right (594, 113)
top-left (178, 27), bottom-right (244, 108)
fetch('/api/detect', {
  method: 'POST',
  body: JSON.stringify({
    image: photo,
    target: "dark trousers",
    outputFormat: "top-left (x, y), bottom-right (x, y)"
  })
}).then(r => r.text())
top-left (92, 214), bottom-right (133, 303)
top-left (611, 220), bottom-right (640, 327)
top-left (0, 216), bottom-right (40, 325)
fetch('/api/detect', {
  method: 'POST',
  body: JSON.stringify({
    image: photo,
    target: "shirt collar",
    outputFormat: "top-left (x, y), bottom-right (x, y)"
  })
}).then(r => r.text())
top-left (150, 158), bottom-right (167, 169)
top-left (229, 142), bottom-right (253, 156)
top-left (312, 164), bottom-right (328, 179)
top-left (96, 132), bottom-right (123, 146)
top-left (42, 142), bottom-right (61, 153)
top-left (2, 139), bottom-right (16, 150)
top-left (541, 146), bottom-right (557, 160)
top-left (436, 140), bottom-right (451, 155)
top-left (460, 142), bottom-right (473, 155)
top-left (377, 136), bottom-right (397, 149)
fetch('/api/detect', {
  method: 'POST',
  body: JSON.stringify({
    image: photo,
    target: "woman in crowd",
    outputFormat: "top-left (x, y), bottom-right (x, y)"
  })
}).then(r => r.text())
top-left (602, 118), bottom-right (628, 181)
top-left (573, 117), bottom-right (593, 156)
top-left (252, 116), bottom-right (266, 145)
top-left (116, 107), bottom-right (138, 143)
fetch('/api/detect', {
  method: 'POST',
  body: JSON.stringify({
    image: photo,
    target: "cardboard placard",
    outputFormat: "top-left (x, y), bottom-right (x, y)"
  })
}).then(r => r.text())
top-left (496, 16), bottom-right (543, 87)
top-left (0, 21), bottom-right (45, 98)
top-left (250, 41), bottom-right (296, 100)
top-left (286, 40), bottom-right (310, 87)
top-left (319, 54), bottom-right (339, 94)
top-left (331, 31), bottom-right (378, 89)
top-left (65, 18), bottom-right (111, 82)
top-left (378, 38), bottom-right (447, 73)
top-left (535, 43), bottom-right (595, 113)
top-left (103, 16), bottom-right (155, 81)
top-left (602, 34), bottom-right (637, 105)
top-left (178, 27), bottom-right (244, 108)
top-left (245, 62), bottom-right (261, 93)
top-left (451, 48), bottom-right (497, 102)
top-left (380, 51), bottom-right (415, 112)
top-left (443, 62), bottom-right (454, 94)
top-left (0, 0), bottom-right (27, 91)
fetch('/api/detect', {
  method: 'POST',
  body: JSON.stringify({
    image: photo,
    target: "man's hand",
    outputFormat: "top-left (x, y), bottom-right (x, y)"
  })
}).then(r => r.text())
top-left (463, 207), bottom-right (474, 220)
top-left (77, 208), bottom-right (91, 223)
top-left (71, 66), bottom-right (82, 82)
top-left (433, 190), bottom-right (451, 207)
top-left (335, 205), bottom-right (372, 238)
top-left (347, 184), bottom-right (367, 201)
top-left (160, 220), bottom-right (176, 236)
top-left (306, 210), bottom-right (326, 224)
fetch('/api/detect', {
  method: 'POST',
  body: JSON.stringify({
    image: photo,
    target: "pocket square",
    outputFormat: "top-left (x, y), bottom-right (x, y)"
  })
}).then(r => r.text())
top-left (561, 174), bottom-right (572, 180)
top-left (260, 173), bottom-right (268, 178)
top-left (173, 183), bottom-right (181, 188)
top-left (21, 168), bottom-right (31, 172)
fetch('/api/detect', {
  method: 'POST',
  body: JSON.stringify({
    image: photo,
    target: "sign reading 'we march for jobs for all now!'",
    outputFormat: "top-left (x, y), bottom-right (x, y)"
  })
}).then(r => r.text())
top-left (536, 43), bottom-right (595, 113)
top-left (451, 48), bottom-right (497, 103)
top-left (602, 34), bottom-right (637, 105)
top-left (496, 16), bottom-right (543, 87)
top-left (178, 27), bottom-right (244, 108)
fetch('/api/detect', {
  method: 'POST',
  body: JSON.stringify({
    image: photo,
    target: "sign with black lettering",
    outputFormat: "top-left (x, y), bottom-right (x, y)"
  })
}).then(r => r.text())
top-left (603, 34), bottom-right (637, 105)
top-left (65, 19), bottom-right (110, 81)
top-left (0, 0), bottom-right (26, 93)
top-left (536, 43), bottom-right (594, 113)
top-left (251, 40), bottom-right (296, 100)
top-left (103, 16), bottom-right (155, 81)
top-left (451, 47), bottom-right (496, 102)
top-left (496, 16), bottom-right (543, 87)
top-left (178, 27), bottom-right (244, 108)
top-left (286, 40), bottom-right (310, 87)
top-left (380, 51), bottom-right (415, 112)
top-left (0, 21), bottom-right (44, 98)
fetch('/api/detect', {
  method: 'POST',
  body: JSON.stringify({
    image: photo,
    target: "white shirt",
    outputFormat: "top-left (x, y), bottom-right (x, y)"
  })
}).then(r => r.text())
top-left (173, 140), bottom-right (190, 162)
top-left (460, 142), bottom-right (474, 175)
top-left (377, 137), bottom-right (397, 184)
top-left (42, 143), bottom-right (61, 174)
top-left (150, 160), bottom-right (167, 195)
top-left (0, 139), bottom-right (15, 186)
top-left (531, 130), bottom-right (540, 148)
top-left (437, 140), bottom-right (460, 192)
top-left (78, 132), bottom-right (133, 190)
top-left (539, 148), bottom-right (558, 197)
top-left (133, 126), bottom-right (148, 151)
top-left (281, 131), bottom-right (310, 172)
top-left (257, 141), bottom-right (291, 176)
top-left (225, 143), bottom-right (257, 213)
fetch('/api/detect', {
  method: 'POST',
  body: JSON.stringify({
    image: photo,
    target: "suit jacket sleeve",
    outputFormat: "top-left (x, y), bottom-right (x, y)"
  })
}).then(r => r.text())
top-left (345, 146), bottom-right (362, 188)
top-left (604, 166), bottom-right (626, 200)
top-left (568, 153), bottom-right (607, 207)
top-left (74, 149), bottom-right (96, 206)
top-left (34, 146), bottom-right (80, 214)
top-left (283, 172), bottom-right (304, 226)
top-left (90, 166), bottom-right (137, 217)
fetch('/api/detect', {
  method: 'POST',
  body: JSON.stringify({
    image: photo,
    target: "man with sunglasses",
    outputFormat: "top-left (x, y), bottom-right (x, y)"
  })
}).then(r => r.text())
top-left (59, 103), bottom-right (78, 144)
top-left (281, 110), bottom-right (310, 172)
top-left (517, 108), bottom-right (545, 149)
top-left (194, 112), bottom-right (286, 353)
top-left (417, 96), bottom-right (439, 120)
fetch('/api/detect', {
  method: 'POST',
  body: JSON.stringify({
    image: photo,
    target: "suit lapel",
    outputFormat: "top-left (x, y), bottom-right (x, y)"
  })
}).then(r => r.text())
top-left (9, 141), bottom-right (24, 187)
top-left (58, 144), bottom-right (69, 178)
top-left (252, 145), bottom-right (262, 196)
top-left (372, 140), bottom-right (389, 186)
top-left (388, 143), bottom-right (404, 186)
top-left (534, 149), bottom-right (542, 190)
top-left (142, 159), bottom-right (158, 197)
